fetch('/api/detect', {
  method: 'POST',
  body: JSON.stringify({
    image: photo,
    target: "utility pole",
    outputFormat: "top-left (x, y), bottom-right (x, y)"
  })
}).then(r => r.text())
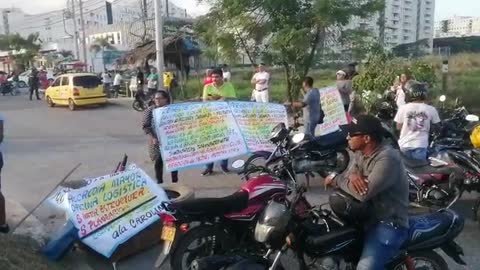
top-left (142, 0), bottom-right (148, 19)
top-left (70, 0), bottom-right (81, 60)
top-left (2, 10), bottom-right (11, 35)
top-left (154, 0), bottom-right (164, 89)
top-left (78, 0), bottom-right (88, 71)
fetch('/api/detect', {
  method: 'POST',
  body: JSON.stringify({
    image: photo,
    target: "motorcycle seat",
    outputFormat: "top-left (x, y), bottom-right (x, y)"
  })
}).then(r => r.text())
top-left (402, 155), bottom-right (460, 176)
top-left (404, 209), bottom-right (463, 249)
top-left (171, 191), bottom-right (249, 217)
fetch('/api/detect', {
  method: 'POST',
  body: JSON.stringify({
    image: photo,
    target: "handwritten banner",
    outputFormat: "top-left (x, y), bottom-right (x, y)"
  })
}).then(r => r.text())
top-left (67, 167), bottom-right (163, 238)
top-left (154, 102), bottom-right (248, 171)
top-left (315, 86), bottom-right (348, 136)
top-left (229, 102), bottom-right (288, 152)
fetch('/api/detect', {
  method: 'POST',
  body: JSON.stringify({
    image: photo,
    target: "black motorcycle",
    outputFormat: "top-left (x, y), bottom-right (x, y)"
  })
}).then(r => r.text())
top-left (1, 81), bottom-right (19, 96)
top-left (132, 90), bottom-right (154, 112)
top-left (194, 188), bottom-right (466, 270)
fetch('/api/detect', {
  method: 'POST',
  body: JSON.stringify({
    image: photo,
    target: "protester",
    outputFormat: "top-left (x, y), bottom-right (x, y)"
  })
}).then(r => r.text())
top-left (336, 70), bottom-right (352, 112)
top-left (112, 70), bottom-right (122, 98)
top-left (102, 69), bottom-right (112, 98)
top-left (201, 68), bottom-right (237, 176)
top-left (394, 81), bottom-right (440, 160)
top-left (147, 68), bottom-right (159, 96)
top-left (251, 63), bottom-right (270, 103)
top-left (28, 67), bottom-right (40, 101)
top-left (325, 115), bottom-right (409, 270)
top-left (204, 68), bottom-right (214, 85)
top-left (222, 64), bottom-right (231, 82)
top-left (284, 76), bottom-right (322, 136)
top-left (142, 91), bottom-right (179, 184)
top-left (393, 73), bottom-right (413, 107)
top-left (0, 113), bottom-right (8, 233)
top-left (39, 67), bottom-right (49, 90)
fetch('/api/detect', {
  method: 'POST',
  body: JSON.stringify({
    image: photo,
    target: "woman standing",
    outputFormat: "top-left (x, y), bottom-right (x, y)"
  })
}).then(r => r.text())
top-left (142, 91), bottom-right (179, 183)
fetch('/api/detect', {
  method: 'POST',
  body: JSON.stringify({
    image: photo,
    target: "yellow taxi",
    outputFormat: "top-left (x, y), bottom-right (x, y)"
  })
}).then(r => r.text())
top-left (45, 73), bottom-right (107, 111)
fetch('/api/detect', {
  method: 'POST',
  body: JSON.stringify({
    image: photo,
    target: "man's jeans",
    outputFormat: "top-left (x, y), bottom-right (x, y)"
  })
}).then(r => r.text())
top-left (402, 148), bottom-right (428, 160)
top-left (357, 222), bottom-right (409, 270)
top-left (304, 122), bottom-right (317, 137)
top-left (205, 159), bottom-right (228, 171)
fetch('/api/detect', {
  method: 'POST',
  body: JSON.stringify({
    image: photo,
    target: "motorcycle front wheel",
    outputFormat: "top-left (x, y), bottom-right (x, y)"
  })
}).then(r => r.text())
top-left (132, 100), bottom-right (145, 112)
top-left (391, 250), bottom-right (448, 270)
top-left (171, 225), bottom-right (233, 270)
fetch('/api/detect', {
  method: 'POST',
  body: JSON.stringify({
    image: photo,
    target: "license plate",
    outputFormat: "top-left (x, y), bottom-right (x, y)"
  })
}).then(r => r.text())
top-left (161, 226), bottom-right (176, 242)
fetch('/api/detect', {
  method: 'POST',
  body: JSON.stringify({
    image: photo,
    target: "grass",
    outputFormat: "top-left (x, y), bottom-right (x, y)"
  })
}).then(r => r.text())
top-left (0, 234), bottom-right (73, 270)
top-left (176, 68), bottom-right (336, 102)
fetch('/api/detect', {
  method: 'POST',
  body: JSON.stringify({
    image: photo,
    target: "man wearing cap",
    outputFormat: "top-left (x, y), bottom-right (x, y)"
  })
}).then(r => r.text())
top-left (336, 70), bottom-right (352, 112)
top-left (325, 115), bottom-right (409, 270)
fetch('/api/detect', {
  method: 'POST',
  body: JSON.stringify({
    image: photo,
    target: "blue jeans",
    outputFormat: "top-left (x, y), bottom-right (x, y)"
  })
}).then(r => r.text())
top-left (402, 148), bottom-right (428, 160)
top-left (206, 159), bottom-right (228, 171)
top-left (357, 222), bottom-right (408, 270)
top-left (304, 122), bottom-right (317, 136)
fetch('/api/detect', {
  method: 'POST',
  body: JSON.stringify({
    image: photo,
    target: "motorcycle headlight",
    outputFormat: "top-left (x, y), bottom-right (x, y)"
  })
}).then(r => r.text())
top-left (254, 223), bottom-right (275, 243)
top-left (254, 201), bottom-right (290, 243)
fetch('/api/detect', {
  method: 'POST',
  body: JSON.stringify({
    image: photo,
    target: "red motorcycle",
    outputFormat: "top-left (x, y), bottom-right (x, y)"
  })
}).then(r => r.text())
top-left (154, 124), bottom-right (313, 270)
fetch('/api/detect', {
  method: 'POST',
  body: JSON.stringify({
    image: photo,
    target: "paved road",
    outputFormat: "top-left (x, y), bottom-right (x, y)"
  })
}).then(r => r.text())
top-left (0, 95), bottom-right (478, 269)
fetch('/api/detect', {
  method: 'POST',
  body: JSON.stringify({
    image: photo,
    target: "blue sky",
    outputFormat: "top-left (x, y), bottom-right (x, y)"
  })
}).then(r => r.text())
top-left (0, 0), bottom-right (479, 20)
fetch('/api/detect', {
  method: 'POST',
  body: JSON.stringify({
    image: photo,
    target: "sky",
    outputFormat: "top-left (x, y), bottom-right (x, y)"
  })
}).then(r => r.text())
top-left (0, 0), bottom-right (479, 20)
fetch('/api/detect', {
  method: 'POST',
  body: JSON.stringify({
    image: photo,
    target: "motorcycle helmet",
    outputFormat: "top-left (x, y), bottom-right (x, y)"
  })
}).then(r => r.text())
top-left (470, 124), bottom-right (480, 148)
top-left (329, 189), bottom-right (370, 224)
top-left (404, 80), bottom-right (427, 102)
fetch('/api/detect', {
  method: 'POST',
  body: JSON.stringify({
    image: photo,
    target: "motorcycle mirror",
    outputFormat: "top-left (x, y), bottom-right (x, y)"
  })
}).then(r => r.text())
top-left (439, 95), bottom-right (446, 102)
top-left (292, 133), bottom-right (306, 144)
top-left (232, 160), bottom-right (246, 169)
top-left (466, 114), bottom-right (480, 122)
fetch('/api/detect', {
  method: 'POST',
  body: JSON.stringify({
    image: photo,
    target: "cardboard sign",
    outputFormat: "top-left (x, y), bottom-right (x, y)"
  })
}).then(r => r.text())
top-left (229, 101), bottom-right (288, 152)
top-left (154, 102), bottom-right (248, 171)
top-left (316, 86), bottom-right (348, 136)
top-left (67, 168), bottom-right (165, 238)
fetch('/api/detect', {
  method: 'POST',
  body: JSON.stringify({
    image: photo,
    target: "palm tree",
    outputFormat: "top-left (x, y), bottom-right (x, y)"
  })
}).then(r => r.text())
top-left (89, 37), bottom-right (117, 70)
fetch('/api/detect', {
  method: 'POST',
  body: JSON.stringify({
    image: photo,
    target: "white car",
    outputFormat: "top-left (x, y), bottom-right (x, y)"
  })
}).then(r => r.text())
top-left (8, 69), bottom-right (55, 88)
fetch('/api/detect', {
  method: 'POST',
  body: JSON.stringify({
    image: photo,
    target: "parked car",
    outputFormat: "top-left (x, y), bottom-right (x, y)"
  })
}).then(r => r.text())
top-left (45, 73), bottom-right (107, 111)
top-left (8, 69), bottom-right (56, 88)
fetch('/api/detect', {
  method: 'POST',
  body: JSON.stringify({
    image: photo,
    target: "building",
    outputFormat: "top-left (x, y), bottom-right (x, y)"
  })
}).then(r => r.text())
top-left (434, 16), bottom-right (480, 38)
top-left (336, 0), bottom-right (435, 55)
top-left (0, 0), bottom-right (191, 71)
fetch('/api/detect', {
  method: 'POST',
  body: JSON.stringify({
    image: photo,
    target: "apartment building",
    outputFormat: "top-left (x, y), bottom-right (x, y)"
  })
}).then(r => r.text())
top-left (434, 16), bottom-right (480, 38)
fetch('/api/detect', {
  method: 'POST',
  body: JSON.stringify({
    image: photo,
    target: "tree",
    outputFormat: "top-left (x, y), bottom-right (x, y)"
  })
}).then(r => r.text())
top-left (198, 0), bottom-right (384, 101)
top-left (89, 37), bottom-right (117, 70)
top-left (0, 33), bottom-right (41, 67)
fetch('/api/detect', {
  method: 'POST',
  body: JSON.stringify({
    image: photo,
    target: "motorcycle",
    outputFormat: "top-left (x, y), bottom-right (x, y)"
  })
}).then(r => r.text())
top-left (194, 188), bottom-right (466, 270)
top-left (132, 90), bottom-right (154, 112)
top-left (1, 81), bottom-right (20, 96)
top-left (154, 124), bottom-right (314, 270)
top-left (244, 116), bottom-right (350, 185)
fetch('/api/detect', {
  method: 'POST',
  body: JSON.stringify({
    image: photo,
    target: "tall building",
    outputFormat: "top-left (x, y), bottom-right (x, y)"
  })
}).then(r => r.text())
top-left (434, 16), bottom-right (480, 38)
top-left (342, 0), bottom-right (435, 52)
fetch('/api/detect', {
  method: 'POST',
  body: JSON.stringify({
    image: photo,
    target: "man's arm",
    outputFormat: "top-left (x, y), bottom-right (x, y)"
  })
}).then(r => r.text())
top-left (251, 73), bottom-right (257, 85)
top-left (202, 85), bottom-right (212, 101)
top-left (394, 106), bottom-right (405, 131)
top-left (350, 157), bottom-right (399, 202)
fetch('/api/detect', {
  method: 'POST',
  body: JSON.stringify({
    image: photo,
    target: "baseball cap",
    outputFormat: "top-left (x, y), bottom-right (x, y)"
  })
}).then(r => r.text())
top-left (340, 115), bottom-right (384, 137)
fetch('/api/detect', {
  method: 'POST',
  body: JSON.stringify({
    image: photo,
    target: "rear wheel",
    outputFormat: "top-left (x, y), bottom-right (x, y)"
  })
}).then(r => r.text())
top-left (132, 100), bottom-right (145, 112)
top-left (18, 81), bottom-right (26, 88)
top-left (47, 96), bottom-right (55, 107)
top-left (171, 226), bottom-right (233, 270)
top-left (391, 251), bottom-right (448, 270)
top-left (68, 98), bottom-right (76, 111)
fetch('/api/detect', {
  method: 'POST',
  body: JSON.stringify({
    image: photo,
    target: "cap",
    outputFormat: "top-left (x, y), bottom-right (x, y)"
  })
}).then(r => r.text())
top-left (336, 70), bottom-right (346, 76)
top-left (340, 115), bottom-right (384, 137)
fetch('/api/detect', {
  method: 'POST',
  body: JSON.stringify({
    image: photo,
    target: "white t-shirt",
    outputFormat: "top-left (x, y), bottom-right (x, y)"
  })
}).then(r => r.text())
top-left (113, 74), bottom-right (122, 86)
top-left (253, 71), bottom-right (270, 91)
top-left (102, 72), bottom-right (112, 84)
top-left (223, 71), bottom-right (231, 82)
top-left (394, 102), bottom-right (440, 149)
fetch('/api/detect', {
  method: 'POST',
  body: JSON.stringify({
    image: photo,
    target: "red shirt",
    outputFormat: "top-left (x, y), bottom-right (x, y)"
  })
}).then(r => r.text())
top-left (204, 76), bottom-right (214, 85)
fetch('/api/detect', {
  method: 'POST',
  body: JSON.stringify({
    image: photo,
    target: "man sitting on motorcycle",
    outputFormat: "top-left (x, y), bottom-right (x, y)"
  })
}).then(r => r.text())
top-left (394, 81), bottom-right (440, 160)
top-left (326, 115), bottom-right (410, 270)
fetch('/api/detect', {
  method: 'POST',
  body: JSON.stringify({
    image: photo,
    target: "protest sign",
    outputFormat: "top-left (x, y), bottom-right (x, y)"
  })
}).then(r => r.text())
top-left (67, 167), bottom-right (165, 238)
top-left (229, 102), bottom-right (288, 152)
top-left (154, 102), bottom-right (248, 171)
top-left (315, 86), bottom-right (348, 136)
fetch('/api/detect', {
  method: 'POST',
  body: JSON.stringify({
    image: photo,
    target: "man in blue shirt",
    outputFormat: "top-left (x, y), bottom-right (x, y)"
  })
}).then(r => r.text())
top-left (285, 76), bottom-right (321, 136)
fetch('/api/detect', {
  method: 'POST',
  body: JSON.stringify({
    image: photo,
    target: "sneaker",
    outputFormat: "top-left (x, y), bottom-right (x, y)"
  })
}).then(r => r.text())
top-left (201, 169), bottom-right (213, 176)
top-left (221, 167), bottom-right (230, 174)
top-left (0, 224), bottom-right (10, 234)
